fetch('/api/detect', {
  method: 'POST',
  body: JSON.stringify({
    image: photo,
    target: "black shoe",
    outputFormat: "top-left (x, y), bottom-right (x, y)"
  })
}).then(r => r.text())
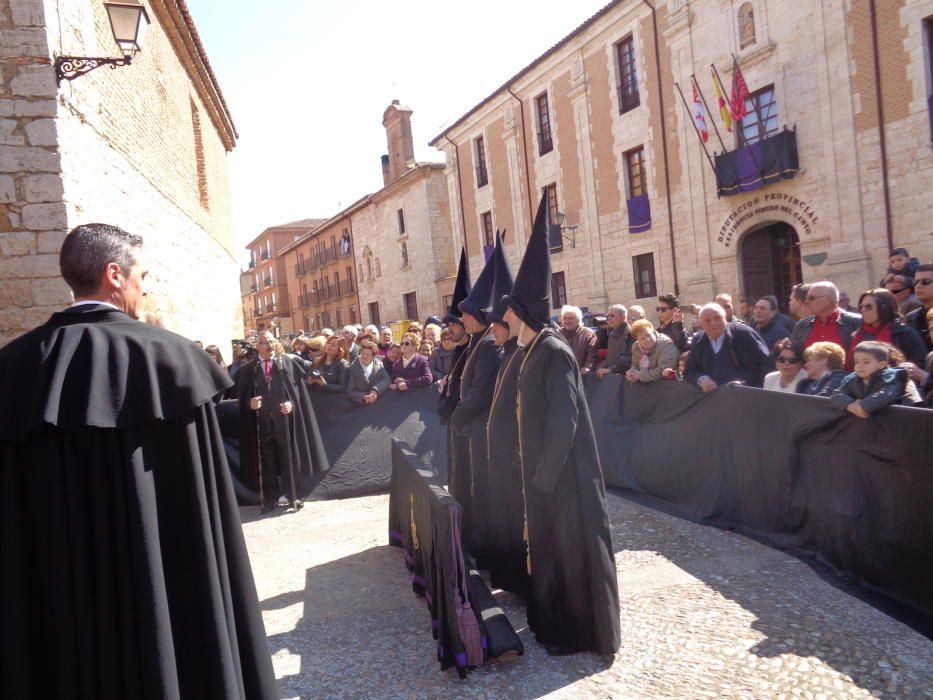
top-left (260, 503), bottom-right (276, 515)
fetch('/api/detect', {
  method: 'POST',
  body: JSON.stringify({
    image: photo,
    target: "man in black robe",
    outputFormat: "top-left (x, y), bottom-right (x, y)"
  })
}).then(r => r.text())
top-left (235, 329), bottom-right (329, 513)
top-left (484, 232), bottom-right (526, 593)
top-left (503, 195), bottom-right (621, 656)
top-left (0, 223), bottom-right (277, 699)
top-left (450, 245), bottom-right (502, 560)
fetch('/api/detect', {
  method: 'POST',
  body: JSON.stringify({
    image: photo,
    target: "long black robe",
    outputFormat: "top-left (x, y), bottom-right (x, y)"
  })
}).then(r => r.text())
top-left (0, 307), bottom-right (277, 700)
top-left (485, 337), bottom-right (528, 593)
top-left (235, 354), bottom-right (329, 502)
top-left (516, 328), bottom-right (621, 654)
top-left (450, 328), bottom-right (502, 560)
top-left (439, 338), bottom-right (471, 510)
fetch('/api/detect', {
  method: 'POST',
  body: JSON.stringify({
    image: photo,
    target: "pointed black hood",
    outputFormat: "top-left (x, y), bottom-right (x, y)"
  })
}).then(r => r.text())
top-left (502, 192), bottom-right (552, 331)
top-left (486, 230), bottom-right (514, 328)
top-left (457, 240), bottom-right (497, 325)
top-left (442, 248), bottom-right (471, 326)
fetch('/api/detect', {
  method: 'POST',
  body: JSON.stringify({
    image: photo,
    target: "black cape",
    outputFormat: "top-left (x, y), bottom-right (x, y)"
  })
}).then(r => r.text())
top-left (516, 328), bottom-right (621, 654)
top-left (485, 337), bottom-right (528, 593)
top-left (450, 328), bottom-right (502, 559)
top-left (234, 354), bottom-right (329, 500)
top-left (0, 307), bottom-right (277, 700)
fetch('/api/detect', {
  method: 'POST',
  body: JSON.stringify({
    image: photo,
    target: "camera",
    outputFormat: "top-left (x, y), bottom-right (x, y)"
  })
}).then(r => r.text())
top-left (308, 369), bottom-right (323, 379)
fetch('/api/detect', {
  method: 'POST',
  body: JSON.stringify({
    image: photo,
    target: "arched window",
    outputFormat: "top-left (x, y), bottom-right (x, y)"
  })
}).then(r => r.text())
top-left (738, 3), bottom-right (756, 49)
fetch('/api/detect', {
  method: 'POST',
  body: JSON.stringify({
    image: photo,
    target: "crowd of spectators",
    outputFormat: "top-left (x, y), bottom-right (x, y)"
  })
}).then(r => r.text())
top-left (214, 250), bottom-right (932, 415)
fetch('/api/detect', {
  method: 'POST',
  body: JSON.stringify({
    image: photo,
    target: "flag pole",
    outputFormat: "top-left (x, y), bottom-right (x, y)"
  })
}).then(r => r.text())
top-left (732, 54), bottom-right (769, 144)
top-left (713, 60), bottom-right (763, 186)
top-left (673, 81), bottom-right (717, 177)
top-left (692, 74), bottom-right (728, 154)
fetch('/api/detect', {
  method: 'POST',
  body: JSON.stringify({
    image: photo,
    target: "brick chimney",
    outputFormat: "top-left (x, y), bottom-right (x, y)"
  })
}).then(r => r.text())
top-left (382, 100), bottom-right (414, 185)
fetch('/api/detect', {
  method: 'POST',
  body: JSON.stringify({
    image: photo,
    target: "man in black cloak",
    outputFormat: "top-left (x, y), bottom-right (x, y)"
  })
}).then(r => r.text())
top-left (438, 248), bottom-right (472, 424)
top-left (0, 223), bottom-right (277, 699)
top-left (234, 329), bottom-right (329, 513)
top-left (502, 195), bottom-right (621, 656)
top-left (484, 232), bottom-right (527, 594)
top-left (450, 245), bottom-right (502, 559)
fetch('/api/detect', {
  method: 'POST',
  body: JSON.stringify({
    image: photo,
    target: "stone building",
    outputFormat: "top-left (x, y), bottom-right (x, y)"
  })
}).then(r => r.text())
top-left (241, 219), bottom-right (323, 334)
top-left (430, 0), bottom-right (933, 316)
top-left (280, 210), bottom-right (361, 333)
top-left (280, 102), bottom-right (455, 331)
top-left (1, 0), bottom-right (240, 348)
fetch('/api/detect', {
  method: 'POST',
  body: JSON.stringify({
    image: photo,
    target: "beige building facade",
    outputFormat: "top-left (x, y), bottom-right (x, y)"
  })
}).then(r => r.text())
top-left (430, 0), bottom-right (933, 315)
top-left (1, 0), bottom-right (240, 348)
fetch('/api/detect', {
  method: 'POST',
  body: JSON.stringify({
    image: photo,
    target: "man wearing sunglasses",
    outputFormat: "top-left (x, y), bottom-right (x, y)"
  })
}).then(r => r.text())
top-left (789, 280), bottom-right (862, 351)
top-left (655, 293), bottom-right (688, 351)
top-left (884, 278), bottom-right (922, 316)
top-left (905, 263), bottom-right (933, 352)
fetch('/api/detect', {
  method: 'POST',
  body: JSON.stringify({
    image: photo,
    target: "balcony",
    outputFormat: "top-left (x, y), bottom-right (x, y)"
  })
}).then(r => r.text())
top-left (295, 263), bottom-right (308, 277)
top-left (263, 277), bottom-right (273, 287)
top-left (253, 307), bottom-right (261, 317)
top-left (250, 283), bottom-right (257, 293)
top-left (261, 250), bottom-right (270, 260)
top-left (714, 127), bottom-right (799, 197)
top-left (299, 293), bottom-right (311, 308)
top-left (248, 260), bottom-right (256, 269)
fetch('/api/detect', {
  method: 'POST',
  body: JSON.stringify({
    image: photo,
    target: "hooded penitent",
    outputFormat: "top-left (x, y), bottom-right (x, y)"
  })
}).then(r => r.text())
top-left (502, 192), bottom-right (551, 332)
top-left (443, 248), bottom-right (471, 326)
top-left (457, 242), bottom-right (498, 325)
top-left (486, 231), bottom-right (514, 328)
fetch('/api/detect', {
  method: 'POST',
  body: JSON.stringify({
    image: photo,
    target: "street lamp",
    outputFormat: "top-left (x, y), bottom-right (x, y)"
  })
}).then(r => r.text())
top-left (551, 210), bottom-right (578, 249)
top-left (55, 1), bottom-right (151, 85)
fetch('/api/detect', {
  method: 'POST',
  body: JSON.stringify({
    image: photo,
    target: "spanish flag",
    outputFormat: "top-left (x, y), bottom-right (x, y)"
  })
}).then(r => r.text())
top-left (711, 66), bottom-right (733, 133)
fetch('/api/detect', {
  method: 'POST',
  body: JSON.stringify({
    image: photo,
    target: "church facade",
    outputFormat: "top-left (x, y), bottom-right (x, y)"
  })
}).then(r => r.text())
top-left (430, 0), bottom-right (933, 313)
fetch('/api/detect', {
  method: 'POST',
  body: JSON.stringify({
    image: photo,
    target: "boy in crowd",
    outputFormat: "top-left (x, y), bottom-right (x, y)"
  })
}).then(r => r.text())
top-left (880, 247), bottom-right (920, 287)
top-left (831, 341), bottom-right (909, 418)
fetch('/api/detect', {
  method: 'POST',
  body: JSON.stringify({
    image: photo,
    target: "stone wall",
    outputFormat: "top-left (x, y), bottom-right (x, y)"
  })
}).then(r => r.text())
top-left (1, 0), bottom-right (242, 351)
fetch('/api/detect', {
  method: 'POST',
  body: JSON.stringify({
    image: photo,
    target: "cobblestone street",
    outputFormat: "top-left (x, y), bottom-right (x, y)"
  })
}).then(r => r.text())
top-left (242, 493), bottom-right (933, 699)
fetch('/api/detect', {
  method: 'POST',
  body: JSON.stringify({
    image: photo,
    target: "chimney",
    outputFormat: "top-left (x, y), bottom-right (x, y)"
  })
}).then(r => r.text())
top-left (382, 100), bottom-right (414, 184)
top-left (380, 154), bottom-right (390, 187)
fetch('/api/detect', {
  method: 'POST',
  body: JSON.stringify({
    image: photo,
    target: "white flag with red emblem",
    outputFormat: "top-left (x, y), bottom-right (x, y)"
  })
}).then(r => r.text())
top-left (692, 81), bottom-right (709, 143)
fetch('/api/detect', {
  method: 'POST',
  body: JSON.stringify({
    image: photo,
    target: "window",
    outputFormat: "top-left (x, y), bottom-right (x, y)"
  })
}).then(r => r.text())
top-left (331, 236), bottom-right (337, 259)
top-left (334, 270), bottom-right (341, 297)
top-left (340, 230), bottom-right (351, 256)
top-left (403, 292), bottom-right (419, 321)
top-left (926, 19), bottom-right (933, 97)
top-left (375, 258), bottom-right (382, 278)
top-left (551, 271), bottom-right (567, 309)
top-left (632, 253), bottom-right (657, 298)
top-left (349, 305), bottom-right (357, 324)
top-left (346, 266), bottom-right (353, 292)
top-left (625, 146), bottom-right (646, 199)
top-left (369, 301), bottom-right (381, 326)
top-left (400, 241), bottom-right (409, 267)
top-left (616, 35), bottom-right (639, 113)
top-left (475, 135), bottom-right (488, 187)
top-left (481, 211), bottom-right (494, 248)
top-left (543, 183), bottom-right (561, 252)
top-left (738, 3), bottom-right (756, 49)
top-left (536, 92), bottom-right (553, 154)
top-left (335, 307), bottom-right (343, 327)
top-left (397, 208), bottom-right (406, 235)
top-left (737, 84), bottom-right (779, 147)
top-left (265, 240), bottom-right (271, 259)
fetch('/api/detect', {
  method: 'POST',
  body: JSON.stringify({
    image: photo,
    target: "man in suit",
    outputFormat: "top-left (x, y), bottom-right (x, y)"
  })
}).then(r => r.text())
top-left (684, 302), bottom-right (771, 391)
top-left (346, 340), bottom-right (391, 404)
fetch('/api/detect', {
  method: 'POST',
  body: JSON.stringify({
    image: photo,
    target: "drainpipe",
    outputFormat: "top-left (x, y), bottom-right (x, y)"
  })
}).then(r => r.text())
top-left (347, 213), bottom-right (361, 321)
top-left (642, 0), bottom-right (680, 296)
top-left (868, 0), bottom-right (894, 253)
top-left (443, 133), bottom-right (470, 261)
top-left (507, 84), bottom-right (535, 236)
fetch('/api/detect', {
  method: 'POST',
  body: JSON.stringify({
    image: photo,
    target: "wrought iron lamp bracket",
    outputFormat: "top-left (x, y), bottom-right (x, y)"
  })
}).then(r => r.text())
top-left (55, 54), bottom-right (133, 85)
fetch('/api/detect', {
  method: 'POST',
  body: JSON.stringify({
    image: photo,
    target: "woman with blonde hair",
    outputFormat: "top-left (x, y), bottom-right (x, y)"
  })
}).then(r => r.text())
top-left (389, 332), bottom-right (432, 390)
top-left (797, 341), bottom-right (848, 396)
top-left (624, 319), bottom-right (679, 383)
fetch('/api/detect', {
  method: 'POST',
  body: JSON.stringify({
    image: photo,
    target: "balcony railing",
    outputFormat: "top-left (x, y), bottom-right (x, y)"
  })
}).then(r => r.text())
top-left (253, 307), bottom-right (262, 316)
top-left (261, 250), bottom-right (270, 260)
top-left (263, 277), bottom-right (273, 287)
top-left (714, 127), bottom-right (799, 197)
top-left (248, 260), bottom-right (256, 269)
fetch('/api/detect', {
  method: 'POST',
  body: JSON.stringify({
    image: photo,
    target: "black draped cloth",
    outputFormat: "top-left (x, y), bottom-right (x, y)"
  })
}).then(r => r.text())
top-left (0, 307), bottom-right (277, 700)
top-left (485, 338), bottom-right (528, 593)
top-left (516, 329), bottom-right (621, 654)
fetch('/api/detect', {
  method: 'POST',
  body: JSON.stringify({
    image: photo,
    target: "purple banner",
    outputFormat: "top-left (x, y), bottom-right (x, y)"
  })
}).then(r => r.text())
top-left (627, 194), bottom-right (651, 233)
top-left (928, 95), bottom-right (933, 146)
top-left (483, 244), bottom-right (494, 261)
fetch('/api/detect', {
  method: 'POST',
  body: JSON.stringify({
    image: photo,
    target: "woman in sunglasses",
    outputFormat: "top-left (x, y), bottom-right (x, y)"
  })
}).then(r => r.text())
top-left (388, 332), bottom-right (433, 391)
top-left (797, 341), bottom-right (848, 396)
top-left (763, 338), bottom-right (807, 393)
top-left (846, 288), bottom-right (926, 369)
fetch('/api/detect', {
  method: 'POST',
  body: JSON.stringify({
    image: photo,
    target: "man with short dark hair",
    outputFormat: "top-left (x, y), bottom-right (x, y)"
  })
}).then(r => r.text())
top-left (655, 293), bottom-right (687, 351)
top-left (0, 223), bottom-right (277, 699)
top-left (788, 283), bottom-right (811, 320)
top-left (885, 277), bottom-right (922, 316)
top-left (790, 281), bottom-right (861, 351)
top-left (905, 263), bottom-right (933, 352)
top-left (715, 293), bottom-right (736, 322)
top-left (751, 295), bottom-right (795, 351)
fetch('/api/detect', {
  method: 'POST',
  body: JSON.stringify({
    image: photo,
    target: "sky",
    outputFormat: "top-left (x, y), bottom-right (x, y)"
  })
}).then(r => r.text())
top-left (187, 0), bottom-right (610, 255)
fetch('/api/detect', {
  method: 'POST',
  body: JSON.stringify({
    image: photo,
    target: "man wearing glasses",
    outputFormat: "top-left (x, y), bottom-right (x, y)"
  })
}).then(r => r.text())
top-left (790, 281), bottom-right (862, 351)
top-left (885, 278), bottom-right (923, 316)
top-left (905, 264), bottom-right (933, 352)
top-left (655, 294), bottom-right (688, 351)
